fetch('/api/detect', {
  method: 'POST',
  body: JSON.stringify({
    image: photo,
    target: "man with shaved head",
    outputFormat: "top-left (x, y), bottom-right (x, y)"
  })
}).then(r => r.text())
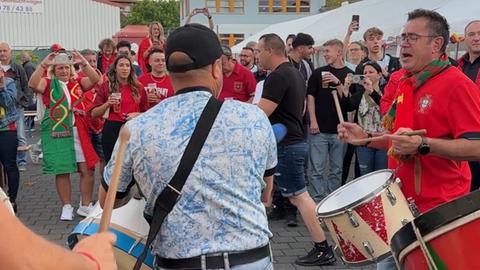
top-left (0, 42), bottom-right (31, 172)
top-left (257, 33), bottom-right (336, 267)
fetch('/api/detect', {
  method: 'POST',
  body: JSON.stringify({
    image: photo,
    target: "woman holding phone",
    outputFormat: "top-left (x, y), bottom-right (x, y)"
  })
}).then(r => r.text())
top-left (185, 7), bottom-right (214, 29)
top-left (28, 49), bottom-right (100, 220)
top-left (137, 21), bottom-right (166, 74)
top-left (344, 61), bottom-right (387, 175)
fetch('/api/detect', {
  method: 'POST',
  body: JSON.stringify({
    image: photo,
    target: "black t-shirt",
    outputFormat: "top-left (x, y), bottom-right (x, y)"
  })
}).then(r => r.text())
top-left (262, 62), bottom-right (306, 145)
top-left (461, 54), bottom-right (480, 82)
top-left (288, 56), bottom-right (314, 83)
top-left (307, 65), bottom-right (354, 134)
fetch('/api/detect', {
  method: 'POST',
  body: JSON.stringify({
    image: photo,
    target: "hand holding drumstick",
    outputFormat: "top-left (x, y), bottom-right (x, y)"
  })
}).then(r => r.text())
top-left (338, 122), bottom-right (426, 149)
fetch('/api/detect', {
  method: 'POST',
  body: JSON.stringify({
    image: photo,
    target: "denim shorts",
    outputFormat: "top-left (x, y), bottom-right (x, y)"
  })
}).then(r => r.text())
top-left (275, 141), bottom-right (308, 197)
top-left (89, 132), bottom-right (105, 160)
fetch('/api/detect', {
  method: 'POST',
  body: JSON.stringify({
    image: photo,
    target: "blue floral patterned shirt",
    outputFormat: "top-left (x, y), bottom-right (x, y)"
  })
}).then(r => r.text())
top-left (104, 89), bottom-right (276, 258)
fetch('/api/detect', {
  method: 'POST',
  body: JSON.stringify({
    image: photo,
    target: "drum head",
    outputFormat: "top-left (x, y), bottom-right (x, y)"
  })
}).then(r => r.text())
top-left (316, 170), bottom-right (393, 215)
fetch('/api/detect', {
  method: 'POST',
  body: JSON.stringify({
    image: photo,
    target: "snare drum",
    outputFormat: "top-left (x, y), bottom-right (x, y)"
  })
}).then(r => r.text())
top-left (0, 187), bottom-right (14, 214)
top-left (391, 189), bottom-right (480, 270)
top-left (316, 170), bottom-right (414, 265)
top-left (68, 198), bottom-right (154, 270)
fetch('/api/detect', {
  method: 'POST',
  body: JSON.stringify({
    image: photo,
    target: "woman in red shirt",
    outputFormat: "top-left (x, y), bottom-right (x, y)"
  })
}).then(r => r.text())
top-left (138, 47), bottom-right (174, 110)
top-left (28, 50), bottom-right (100, 221)
top-left (91, 54), bottom-right (147, 163)
top-left (138, 21), bottom-right (166, 74)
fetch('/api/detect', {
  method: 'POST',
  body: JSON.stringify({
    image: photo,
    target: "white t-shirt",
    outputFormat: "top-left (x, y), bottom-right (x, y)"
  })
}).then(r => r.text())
top-left (1, 64), bottom-right (11, 72)
top-left (252, 80), bottom-right (264, 105)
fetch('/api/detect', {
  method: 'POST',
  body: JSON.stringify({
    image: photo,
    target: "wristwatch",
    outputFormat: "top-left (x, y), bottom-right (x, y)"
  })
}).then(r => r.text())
top-left (417, 137), bottom-right (430, 155)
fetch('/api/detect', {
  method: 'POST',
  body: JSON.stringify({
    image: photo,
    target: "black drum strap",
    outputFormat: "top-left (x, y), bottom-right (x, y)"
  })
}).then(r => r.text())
top-left (133, 96), bottom-right (222, 270)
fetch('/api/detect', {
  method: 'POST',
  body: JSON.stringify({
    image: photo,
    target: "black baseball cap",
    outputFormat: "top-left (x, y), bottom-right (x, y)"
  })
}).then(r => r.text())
top-left (165, 24), bottom-right (223, 73)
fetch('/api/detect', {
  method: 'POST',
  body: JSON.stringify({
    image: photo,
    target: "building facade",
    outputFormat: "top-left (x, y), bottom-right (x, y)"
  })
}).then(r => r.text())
top-left (1, 0), bottom-right (120, 50)
top-left (180, 0), bottom-right (325, 47)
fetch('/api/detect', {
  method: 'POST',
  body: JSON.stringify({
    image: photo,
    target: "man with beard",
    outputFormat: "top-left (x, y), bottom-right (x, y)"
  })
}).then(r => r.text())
top-left (239, 47), bottom-right (257, 72)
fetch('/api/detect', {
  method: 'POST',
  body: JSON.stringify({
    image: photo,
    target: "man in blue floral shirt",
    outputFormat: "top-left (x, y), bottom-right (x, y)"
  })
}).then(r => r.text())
top-left (100, 24), bottom-right (276, 270)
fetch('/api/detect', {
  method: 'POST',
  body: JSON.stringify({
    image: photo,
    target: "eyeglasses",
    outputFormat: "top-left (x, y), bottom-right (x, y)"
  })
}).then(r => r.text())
top-left (400, 33), bottom-right (438, 44)
top-left (349, 48), bottom-right (361, 52)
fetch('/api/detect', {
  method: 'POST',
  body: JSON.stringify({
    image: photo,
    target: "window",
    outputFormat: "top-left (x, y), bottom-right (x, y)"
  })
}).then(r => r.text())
top-left (219, 33), bottom-right (245, 48)
top-left (258, 0), bottom-right (310, 13)
top-left (180, 0), bottom-right (190, 19)
top-left (205, 0), bottom-right (244, 14)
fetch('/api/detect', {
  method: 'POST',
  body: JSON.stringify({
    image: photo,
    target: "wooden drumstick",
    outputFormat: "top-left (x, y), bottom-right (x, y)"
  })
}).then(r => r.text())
top-left (351, 129), bottom-right (427, 144)
top-left (99, 127), bottom-right (131, 232)
top-left (331, 90), bottom-right (345, 123)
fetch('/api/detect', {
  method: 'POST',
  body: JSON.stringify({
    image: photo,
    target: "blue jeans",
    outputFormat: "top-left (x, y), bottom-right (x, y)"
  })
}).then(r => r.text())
top-left (156, 255), bottom-right (273, 270)
top-left (308, 133), bottom-right (346, 203)
top-left (356, 147), bottom-right (388, 176)
top-left (276, 141), bottom-right (308, 197)
top-left (16, 107), bottom-right (27, 166)
top-left (377, 256), bottom-right (398, 270)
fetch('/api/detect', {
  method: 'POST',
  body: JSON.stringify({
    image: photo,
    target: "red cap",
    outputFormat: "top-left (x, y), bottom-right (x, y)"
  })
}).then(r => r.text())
top-left (50, 43), bottom-right (65, 52)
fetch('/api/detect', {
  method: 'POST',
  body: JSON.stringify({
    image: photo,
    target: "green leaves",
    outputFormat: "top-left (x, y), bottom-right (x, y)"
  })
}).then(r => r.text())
top-left (122, 0), bottom-right (180, 32)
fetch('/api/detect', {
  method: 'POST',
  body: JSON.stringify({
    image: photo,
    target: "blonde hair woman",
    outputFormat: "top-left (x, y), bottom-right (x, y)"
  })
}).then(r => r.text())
top-left (138, 21), bottom-right (166, 74)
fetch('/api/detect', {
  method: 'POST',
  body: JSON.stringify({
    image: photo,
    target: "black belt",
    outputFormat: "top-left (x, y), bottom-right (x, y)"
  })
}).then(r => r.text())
top-left (156, 244), bottom-right (271, 269)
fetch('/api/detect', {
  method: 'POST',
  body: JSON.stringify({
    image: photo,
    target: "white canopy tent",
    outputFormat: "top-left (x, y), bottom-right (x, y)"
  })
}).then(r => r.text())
top-left (232, 0), bottom-right (478, 54)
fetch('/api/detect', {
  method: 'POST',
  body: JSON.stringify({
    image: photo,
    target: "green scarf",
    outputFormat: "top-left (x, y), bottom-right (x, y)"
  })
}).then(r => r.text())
top-left (49, 79), bottom-right (73, 138)
top-left (383, 54), bottom-right (451, 131)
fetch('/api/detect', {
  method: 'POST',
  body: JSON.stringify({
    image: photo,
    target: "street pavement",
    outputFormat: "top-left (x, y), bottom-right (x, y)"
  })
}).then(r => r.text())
top-left (14, 132), bottom-right (375, 270)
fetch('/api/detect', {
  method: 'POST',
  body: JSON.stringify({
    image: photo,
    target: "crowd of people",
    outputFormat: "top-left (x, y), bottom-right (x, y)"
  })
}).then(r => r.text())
top-left (1, 7), bottom-right (480, 270)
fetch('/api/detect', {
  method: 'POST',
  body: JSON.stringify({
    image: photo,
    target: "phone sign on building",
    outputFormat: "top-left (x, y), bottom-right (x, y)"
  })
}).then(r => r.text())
top-left (0, 0), bottom-right (44, 13)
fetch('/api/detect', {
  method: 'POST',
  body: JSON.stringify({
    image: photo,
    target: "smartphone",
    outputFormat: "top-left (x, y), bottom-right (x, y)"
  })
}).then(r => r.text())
top-left (352, 15), bottom-right (360, 31)
top-left (53, 53), bottom-right (73, 65)
top-left (352, 74), bottom-right (365, 84)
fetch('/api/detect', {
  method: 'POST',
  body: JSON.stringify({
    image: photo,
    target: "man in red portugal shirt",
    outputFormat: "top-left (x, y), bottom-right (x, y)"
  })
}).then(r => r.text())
top-left (218, 46), bottom-right (256, 102)
top-left (138, 47), bottom-right (174, 110)
top-left (338, 9), bottom-right (480, 270)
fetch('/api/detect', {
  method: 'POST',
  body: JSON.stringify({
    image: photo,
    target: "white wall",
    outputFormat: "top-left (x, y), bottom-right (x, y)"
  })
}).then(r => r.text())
top-left (0, 0), bottom-right (120, 50)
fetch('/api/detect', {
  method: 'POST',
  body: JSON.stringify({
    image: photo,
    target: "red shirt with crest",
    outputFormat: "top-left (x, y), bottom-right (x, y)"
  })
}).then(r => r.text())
top-left (218, 61), bottom-right (256, 102)
top-left (392, 67), bottom-right (480, 213)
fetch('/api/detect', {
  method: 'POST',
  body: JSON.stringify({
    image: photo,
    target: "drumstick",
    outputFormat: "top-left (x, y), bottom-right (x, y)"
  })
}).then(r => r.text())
top-left (331, 90), bottom-right (344, 123)
top-left (99, 127), bottom-right (131, 232)
top-left (351, 129), bottom-right (427, 144)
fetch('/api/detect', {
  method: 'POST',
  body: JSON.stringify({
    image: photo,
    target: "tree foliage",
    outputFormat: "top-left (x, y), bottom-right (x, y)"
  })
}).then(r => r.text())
top-left (122, 0), bottom-right (180, 31)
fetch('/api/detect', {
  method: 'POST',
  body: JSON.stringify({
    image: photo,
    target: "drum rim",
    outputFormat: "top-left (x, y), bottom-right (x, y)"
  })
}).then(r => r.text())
top-left (333, 244), bottom-right (393, 266)
top-left (390, 189), bottom-right (480, 262)
top-left (316, 169), bottom-right (395, 217)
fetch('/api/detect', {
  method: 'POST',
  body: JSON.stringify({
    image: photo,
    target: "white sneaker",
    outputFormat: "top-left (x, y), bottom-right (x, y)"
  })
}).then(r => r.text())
top-left (76, 202), bottom-right (93, 217)
top-left (60, 204), bottom-right (74, 221)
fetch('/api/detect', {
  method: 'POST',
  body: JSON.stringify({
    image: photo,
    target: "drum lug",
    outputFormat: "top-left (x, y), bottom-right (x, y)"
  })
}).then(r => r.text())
top-left (333, 245), bottom-right (347, 265)
top-left (407, 198), bottom-right (421, 217)
top-left (347, 210), bottom-right (359, 227)
top-left (318, 218), bottom-right (328, 231)
top-left (362, 241), bottom-right (375, 258)
top-left (395, 178), bottom-right (402, 187)
top-left (401, 219), bottom-right (409, 226)
top-left (386, 188), bottom-right (397, 206)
